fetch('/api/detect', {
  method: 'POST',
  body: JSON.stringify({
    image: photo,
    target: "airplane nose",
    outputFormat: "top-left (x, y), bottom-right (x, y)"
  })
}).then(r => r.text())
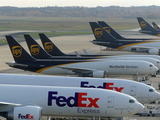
top-left (153, 66), bottom-right (159, 72)
top-left (157, 92), bottom-right (160, 100)
top-left (139, 103), bottom-right (144, 111)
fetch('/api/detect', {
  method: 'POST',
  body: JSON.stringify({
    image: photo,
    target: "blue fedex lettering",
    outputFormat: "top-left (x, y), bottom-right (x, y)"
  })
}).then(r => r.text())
top-left (48, 91), bottom-right (99, 108)
top-left (18, 114), bottom-right (34, 119)
top-left (81, 82), bottom-right (124, 92)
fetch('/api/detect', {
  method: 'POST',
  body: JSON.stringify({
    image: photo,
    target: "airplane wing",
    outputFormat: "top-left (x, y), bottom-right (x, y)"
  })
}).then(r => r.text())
top-left (58, 66), bottom-right (107, 76)
top-left (129, 46), bottom-right (158, 49)
top-left (74, 51), bottom-right (81, 57)
top-left (59, 66), bottom-right (95, 73)
top-left (83, 49), bottom-right (89, 55)
top-left (0, 102), bottom-right (21, 106)
top-left (5, 62), bottom-right (29, 67)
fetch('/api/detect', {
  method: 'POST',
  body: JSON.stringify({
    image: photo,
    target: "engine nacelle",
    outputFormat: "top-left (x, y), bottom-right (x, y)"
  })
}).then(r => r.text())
top-left (90, 70), bottom-right (106, 78)
top-left (147, 48), bottom-right (159, 55)
top-left (7, 106), bottom-right (42, 120)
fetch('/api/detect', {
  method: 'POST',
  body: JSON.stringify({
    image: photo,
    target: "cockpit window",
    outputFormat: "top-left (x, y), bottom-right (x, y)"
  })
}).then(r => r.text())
top-left (149, 89), bottom-right (155, 92)
top-left (149, 65), bottom-right (153, 67)
top-left (129, 99), bottom-right (135, 103)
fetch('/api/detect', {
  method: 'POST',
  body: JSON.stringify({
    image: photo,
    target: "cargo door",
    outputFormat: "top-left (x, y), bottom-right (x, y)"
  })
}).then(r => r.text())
top-left (130, 86), bottom-right (137, 96)
top-left (107, 97), bottom-right (114, 108)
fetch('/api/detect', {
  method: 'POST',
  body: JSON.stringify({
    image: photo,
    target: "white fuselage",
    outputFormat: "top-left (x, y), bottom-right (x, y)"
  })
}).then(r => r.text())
top-left (38, 60), bottom-right (158, 75)
top-left (97, 57), bottom-right (160, 69)
top-left (118, 41), bottom-right (160, 51)
top-left (117, 55), bottom-right (160, 60)
top-left (0, 74), bottom-right (159, 104)
top-left (0, 85), bottom-right (144, 117)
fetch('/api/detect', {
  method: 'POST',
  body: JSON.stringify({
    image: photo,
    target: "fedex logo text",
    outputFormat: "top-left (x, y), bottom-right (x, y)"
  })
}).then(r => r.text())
top-left (48, 91), bottom-right (99, 108)
top-left (18, 114), bottom-right (34, 119)
top-left (81, 82), bottom-right (124, 92)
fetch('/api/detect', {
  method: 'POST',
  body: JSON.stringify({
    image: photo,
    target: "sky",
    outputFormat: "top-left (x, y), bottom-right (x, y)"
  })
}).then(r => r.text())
top-left (1, 0), bottom-right (160, 7)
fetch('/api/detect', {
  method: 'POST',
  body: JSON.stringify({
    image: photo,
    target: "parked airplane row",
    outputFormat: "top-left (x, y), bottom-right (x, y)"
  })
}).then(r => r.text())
top-left (137, 17), bottom-right (160, 36)
top-left (5, 35), bottom-right (159, 79)
top-left (89, 21), bottom-right (160, 55)
top-left (2, 19), bottom-right (160, 120)
top-left (1, 70), bottom-right (160, 119)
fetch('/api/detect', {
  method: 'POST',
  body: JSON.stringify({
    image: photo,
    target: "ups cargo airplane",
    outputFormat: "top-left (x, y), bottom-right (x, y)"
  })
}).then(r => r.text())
top-left (5, 36), bottom-right (158, 78)
top-left (90, 22), bottom-right (160, 55)
top-left (24, 34), bottom-right (160, 76)
top-left (38, 33), bottom-right (160, 74)
top-left (0, 74), bottom-right (159, 104)
top-left (137, 17), bottom-right (160, 36)
top-left (39, 33), bottom-right (108, 57)
top-left (0, 85), bottom-right (144, 120)
top-left (98, 21), bottom-right (158, 40)
top-left (23, 33), bottom-right (160, 71)
top-left (24, 33), bottom-right (107, 59)
top-left (23, 34), bottom-right (106, 59)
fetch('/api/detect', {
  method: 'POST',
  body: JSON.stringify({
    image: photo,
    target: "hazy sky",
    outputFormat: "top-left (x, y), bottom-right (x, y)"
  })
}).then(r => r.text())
top-left (1, 0), bottom-right (160, 7)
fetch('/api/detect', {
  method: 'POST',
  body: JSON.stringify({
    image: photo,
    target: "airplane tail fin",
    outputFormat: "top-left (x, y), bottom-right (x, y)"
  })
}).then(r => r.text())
top-left (152, 22), bottom-right (160, 29)
top-left (89, 22), bottom-right (117, 42)
top-left (5, 36), bottom-right (35, 62)
top-left (24, 34), bottom-right (52, 59)
top-left (137, 17), bottom-right (156, 31)
top-left (98, 21), bottom-right (124, 39)
top-left (39, 33), bottom-right (66, 56)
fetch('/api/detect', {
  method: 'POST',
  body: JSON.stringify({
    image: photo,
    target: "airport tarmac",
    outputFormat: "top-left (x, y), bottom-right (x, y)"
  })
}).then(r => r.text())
top-left (0, 31), bottom-right (160, 120)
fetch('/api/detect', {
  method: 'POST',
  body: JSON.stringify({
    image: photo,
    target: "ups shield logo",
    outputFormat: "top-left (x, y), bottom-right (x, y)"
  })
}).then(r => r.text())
top-left (12, 46), bottom-right (22, 57)
top-left (44, 42), bottom-right (53, 52)
top-left (94, 28), bottom-right (103, 38)
top-left (30, 45), bottom-right (40, 55)
top-left (153, 25), bottom-right (158, 29)
top-left (103, 27), bottom-right (110, 33)
top-left (140, 21), bottom-right (146, 28)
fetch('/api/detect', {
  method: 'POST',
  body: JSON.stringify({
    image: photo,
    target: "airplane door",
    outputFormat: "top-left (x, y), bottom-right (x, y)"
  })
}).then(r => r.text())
top-left (130, 86), bottom-right (137, 96)
top-left (107, 97), bottom-right (114, 108)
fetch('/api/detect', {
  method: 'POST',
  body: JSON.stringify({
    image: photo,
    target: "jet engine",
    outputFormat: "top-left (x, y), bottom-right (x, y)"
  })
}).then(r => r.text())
top-left (4, 106), bottom-right (42, 120)
top-left (147, 48), bottom-right (159, 55)
top-left (89, 70), bottom-right (106, 78)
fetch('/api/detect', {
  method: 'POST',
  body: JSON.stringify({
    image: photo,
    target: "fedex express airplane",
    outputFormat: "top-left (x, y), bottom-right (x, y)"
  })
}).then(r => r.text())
top-left (0, 74), bottom-right (159, 104)
top-left (5, 36), bottom-right (158, 78)
top-left (0, 85), bottom-right (144, 120)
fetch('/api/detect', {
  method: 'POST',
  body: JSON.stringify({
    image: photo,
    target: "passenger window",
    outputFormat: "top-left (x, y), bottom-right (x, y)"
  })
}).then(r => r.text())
top-left (157, 61), bottom-right (160, 63)
top-left (149, 65), bottom-right (153, 67)
top-left (129, 99), bottom-right (135, 103)
top-left (149, 89), bottom-right (154, 92)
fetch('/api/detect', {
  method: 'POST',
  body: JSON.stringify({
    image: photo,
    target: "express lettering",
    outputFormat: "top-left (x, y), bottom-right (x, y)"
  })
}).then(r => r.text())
top-left (18, 114), bottom-right (34, 119)
top-left (81, 82), bottom-right (124, 92)
top-left (48, 91), bottom-right (99, 108)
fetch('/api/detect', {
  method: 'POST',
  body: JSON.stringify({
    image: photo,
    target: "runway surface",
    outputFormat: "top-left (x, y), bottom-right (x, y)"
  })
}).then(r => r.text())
top-left (0, 30), bottom-right (160, 120)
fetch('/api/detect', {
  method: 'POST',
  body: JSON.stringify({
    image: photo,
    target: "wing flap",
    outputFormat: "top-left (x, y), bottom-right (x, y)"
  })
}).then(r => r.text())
top-left (59, 66), bottom-right (93, 73)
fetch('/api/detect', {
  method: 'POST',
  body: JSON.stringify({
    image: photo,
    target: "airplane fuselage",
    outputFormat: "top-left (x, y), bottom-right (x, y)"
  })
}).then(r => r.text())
top-left (0, 74), bottom-right (159, 104)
